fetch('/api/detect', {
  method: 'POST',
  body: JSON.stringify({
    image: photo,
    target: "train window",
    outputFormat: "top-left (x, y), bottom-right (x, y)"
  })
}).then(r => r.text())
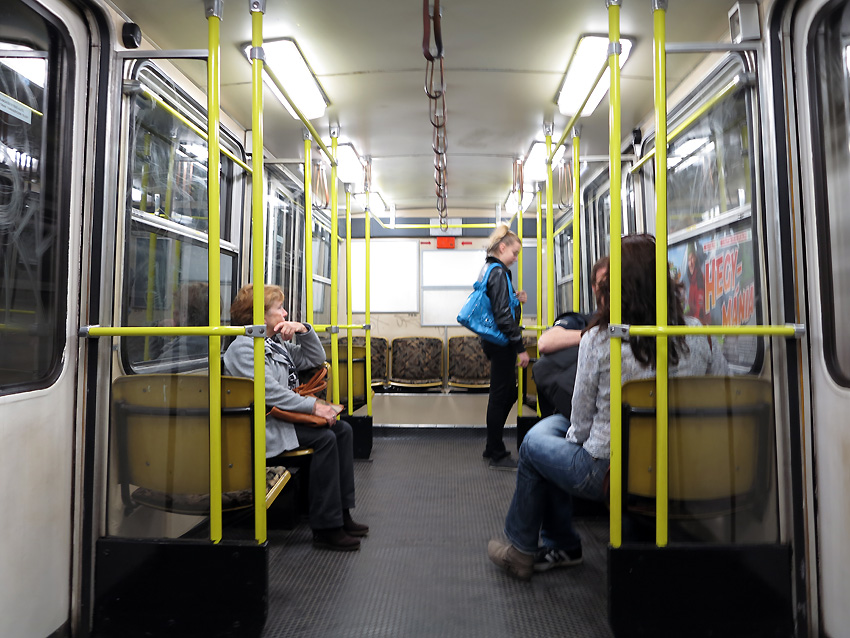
top-left (0, 9), bottom-right (71, 394)
top-left (311, 212), bottom-right (333, 326)
top-left (554, 221), bottom-right (575, 316)
top-left (119, 64), bottom-right (244, 373)
top-left (265, 169), bottom-right (305, 319)
top-left (811, 4), bottom-right (850, 384)
top-left (127, 64), bottom-right (244, 242)
top-left (121, 220), bottom-right (235, 371)
top-left (642, 59), bottom-right (763, 373)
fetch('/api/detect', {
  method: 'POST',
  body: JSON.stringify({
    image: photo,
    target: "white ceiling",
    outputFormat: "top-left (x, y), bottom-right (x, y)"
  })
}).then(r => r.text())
top-left (106, 0), bottom-right (738, 217)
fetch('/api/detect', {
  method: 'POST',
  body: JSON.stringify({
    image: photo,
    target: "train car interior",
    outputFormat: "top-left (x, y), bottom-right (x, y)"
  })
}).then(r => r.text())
top-left (5, 0), bottom-right (850, 636)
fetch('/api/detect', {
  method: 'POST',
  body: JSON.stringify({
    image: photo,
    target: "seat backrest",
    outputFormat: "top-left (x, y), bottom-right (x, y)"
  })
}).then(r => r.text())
top-left (112, 374), bottom-right (257, 513)
top-left (621, 376), bottom-right (772, 518)
top-left (339, 336), bottom-right (389, 383)
top-left (447, 336), bottom-right (490, 385)
top-left (390, 336), bottom-right (443, 384)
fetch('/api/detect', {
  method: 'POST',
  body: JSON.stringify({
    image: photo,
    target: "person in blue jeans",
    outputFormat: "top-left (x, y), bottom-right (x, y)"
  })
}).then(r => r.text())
top-left (488, 235), bottom-right (729, 580)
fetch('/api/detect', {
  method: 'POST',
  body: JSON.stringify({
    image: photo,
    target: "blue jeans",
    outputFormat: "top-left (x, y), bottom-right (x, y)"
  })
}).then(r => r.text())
top-left (504, 415), bottom-right (609, 554)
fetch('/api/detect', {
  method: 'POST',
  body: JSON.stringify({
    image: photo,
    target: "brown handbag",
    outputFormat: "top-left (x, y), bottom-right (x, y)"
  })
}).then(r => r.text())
top-left (267, 364), bottom-right (342, 427)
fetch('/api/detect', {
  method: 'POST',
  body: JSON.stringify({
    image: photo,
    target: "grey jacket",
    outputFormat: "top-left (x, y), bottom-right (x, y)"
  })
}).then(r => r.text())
top-left (223, 326), bottom-right (327, 456)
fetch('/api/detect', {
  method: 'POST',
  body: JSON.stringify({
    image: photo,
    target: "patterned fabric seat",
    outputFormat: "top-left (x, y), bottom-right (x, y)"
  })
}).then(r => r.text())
top-left (339, 335), bottom-right (389, 385)
top-left (447, 336), bottom-right (490, 388)
top-left (389, 337), bottom-right (443, 387)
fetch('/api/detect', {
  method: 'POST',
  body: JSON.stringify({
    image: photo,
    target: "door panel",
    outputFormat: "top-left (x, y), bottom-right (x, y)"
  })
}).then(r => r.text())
top-left (0, 1), bottom-right (89, 636)
top-left (791, 0), bottom-right (850, 634)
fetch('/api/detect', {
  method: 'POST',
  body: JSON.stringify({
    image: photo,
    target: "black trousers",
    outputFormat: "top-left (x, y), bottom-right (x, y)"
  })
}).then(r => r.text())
top-left (268, 419), bottom-right (356, 530)
top-left (481, 341), bottom-right (519, 459)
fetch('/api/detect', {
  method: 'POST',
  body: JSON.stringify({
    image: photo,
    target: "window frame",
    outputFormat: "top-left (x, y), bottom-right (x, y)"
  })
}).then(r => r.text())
top-left (807, 2), bottom-right (850, 386)
top-left (118, 61), bottom-right (245, 374)
top-left (0, 9), bottom-right (74, 396)
top-left (640, 55), bottom-right (766, 375)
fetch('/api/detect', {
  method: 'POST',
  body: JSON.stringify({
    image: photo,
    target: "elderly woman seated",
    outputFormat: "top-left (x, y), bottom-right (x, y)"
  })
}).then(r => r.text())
top-left (224, 284), bottom-right (368, 551)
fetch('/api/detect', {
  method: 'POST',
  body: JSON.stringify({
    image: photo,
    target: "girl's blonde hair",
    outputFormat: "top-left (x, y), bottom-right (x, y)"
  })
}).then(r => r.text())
top-left (486, 224), bottom-right (521, 256)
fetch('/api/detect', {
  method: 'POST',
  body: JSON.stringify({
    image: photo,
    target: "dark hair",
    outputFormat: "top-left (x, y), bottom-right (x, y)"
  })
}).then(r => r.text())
top-left (590, 256), bottom-right (610, 308)
top-left (591, 256), bottom-right (609, 287)
top-left (585, 234), bottom-right (688, 366)
top-left (230, 284), bottom-right (284, 326)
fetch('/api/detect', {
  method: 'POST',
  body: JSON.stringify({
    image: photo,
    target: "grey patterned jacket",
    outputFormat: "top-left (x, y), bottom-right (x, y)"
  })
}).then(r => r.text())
top-left (223, 326), bottom-right (327, 456)
top-left (568, 316), bottom-right (729, 460)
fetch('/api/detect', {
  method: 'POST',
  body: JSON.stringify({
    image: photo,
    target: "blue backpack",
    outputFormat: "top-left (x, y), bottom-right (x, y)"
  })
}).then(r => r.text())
top-left (457, 262), bottom-right (518, 346)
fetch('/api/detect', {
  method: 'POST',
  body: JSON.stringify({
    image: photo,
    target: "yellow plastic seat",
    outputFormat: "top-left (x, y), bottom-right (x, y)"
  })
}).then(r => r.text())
top-left (324, 344), bottom-right (367, 403)
top-left (621, 376), bottom-right (773, 520)
top-left (112, 374), bottom-right (291, 515)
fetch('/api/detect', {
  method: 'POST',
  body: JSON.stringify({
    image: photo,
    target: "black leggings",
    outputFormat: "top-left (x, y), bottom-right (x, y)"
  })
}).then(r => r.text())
top-left (481, 341), bottom-right (518, 459)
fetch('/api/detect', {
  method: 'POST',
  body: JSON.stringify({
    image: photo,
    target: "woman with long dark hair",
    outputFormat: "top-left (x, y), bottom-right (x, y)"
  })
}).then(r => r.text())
top-left (479, 224), bottom-right (529, 470)
top-left (488, 234), bottom-right (728, 580)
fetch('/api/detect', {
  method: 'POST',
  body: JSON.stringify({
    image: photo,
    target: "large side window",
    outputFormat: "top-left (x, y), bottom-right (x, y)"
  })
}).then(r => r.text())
top-left (311, 209), bottom-right (333, 326)
top-left (811, 3), bottom-right (850, 384)
top-left (0, 7), bottom-right (70, 394)
top-left (554, 218), bottom-right (574, 316)
top-left (645, 58), bottom-right (762, 372)
top-left (120, 64), bottom-right (244, 371)
top-left (265, 167), bottom-right (305, 317)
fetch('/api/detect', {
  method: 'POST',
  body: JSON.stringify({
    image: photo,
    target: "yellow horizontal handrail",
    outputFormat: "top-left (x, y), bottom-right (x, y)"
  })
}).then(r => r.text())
top-left (262, 65), bottom-right (337, 168)
top-left (624, 323), bottom-right (800, 337)
top-left (81, 326), bottom-right (250, 337)
top-left (630, 76), bottom-right (742, 174)
top-left (554, 217), bottom-right (572, 237)
top-left (0, 90), bottom-right (43, 118)
top-left (141, 87), bottom-right (252, 174)
top-left (394, 222), bottom-right (496, 230)
top-left (366, 213), bottom-right (497, 231)
top-left (550, 58), bottom-right (609, 162)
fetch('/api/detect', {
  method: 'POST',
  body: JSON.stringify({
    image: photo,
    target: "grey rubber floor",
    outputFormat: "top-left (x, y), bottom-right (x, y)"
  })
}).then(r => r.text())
top-left (262, 428), bottom-right (614, 638)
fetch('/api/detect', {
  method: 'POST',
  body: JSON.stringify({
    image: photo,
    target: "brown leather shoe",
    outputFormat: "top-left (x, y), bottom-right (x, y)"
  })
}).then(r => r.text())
top-left (312, 528), bottom-right (360, 551)
top-left (343, 510), bottom-right (369, 537)
top-left (487, 539), bottom-right (533, 581)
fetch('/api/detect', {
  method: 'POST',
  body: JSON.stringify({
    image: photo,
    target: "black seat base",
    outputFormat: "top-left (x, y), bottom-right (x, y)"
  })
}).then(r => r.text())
top-left (609, 543), bottom-right (792, 638)
top-left (92, 537), bottom-right (267, 638)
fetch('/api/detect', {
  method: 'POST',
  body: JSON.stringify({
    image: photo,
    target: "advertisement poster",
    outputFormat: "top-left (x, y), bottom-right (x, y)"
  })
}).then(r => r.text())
top-left (668, 220), bottom-right (759, 370)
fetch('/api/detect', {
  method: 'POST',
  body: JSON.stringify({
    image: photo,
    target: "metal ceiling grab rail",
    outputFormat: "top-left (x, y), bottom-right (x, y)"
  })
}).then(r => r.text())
top-left (423, 0), bottom-right (448, 229)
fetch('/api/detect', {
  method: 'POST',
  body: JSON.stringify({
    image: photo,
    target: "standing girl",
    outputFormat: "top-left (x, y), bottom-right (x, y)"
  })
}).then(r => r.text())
top-left (480, 225), bottom-right (529, 469)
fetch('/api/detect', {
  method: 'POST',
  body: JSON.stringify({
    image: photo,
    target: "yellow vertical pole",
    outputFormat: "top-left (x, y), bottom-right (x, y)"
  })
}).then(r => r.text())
top-left (330, 135), bottom-right (341, 405)
top-left (304, 134), bottom-right (314, 323)
top-left (652, 0), bottom-right (670, 547)
top-left (546, 134), bottom-right (556, 326)
top-left (572, 131), bottom-right (582, 313)
top-left (164, 134), bottom-right (177, 220)
top-left (536, 186), bottom-right (543, 417)
top-left (142, 133), bottom-right (155, 360)
top-left (516, 184), bottom-right (524, 417)
top-left (206, 0), bottom-right (223, 544)
top-left (249, 0), bottom-right (268, 544)
top-left (607, 0), bottom-right (623, 549)
top-left (536, 187), bottom-right (543, 338)
top-left (345, 189), bottom-right (354, 415)
top-left (365, 187), bottom-right (373, 418)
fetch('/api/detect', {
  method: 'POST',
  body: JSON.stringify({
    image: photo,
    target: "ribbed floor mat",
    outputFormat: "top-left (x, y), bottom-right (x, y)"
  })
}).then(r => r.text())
top-left (262, 429), bottom-right (613, 638)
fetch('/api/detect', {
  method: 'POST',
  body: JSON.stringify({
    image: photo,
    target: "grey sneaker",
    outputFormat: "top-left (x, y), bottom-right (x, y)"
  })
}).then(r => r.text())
top-left (488, 539), bottom-right (534, 581)
top-left (533, 546), bottom-right (583, 571)
top-left (488, 455), bottom-right (517, 471)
